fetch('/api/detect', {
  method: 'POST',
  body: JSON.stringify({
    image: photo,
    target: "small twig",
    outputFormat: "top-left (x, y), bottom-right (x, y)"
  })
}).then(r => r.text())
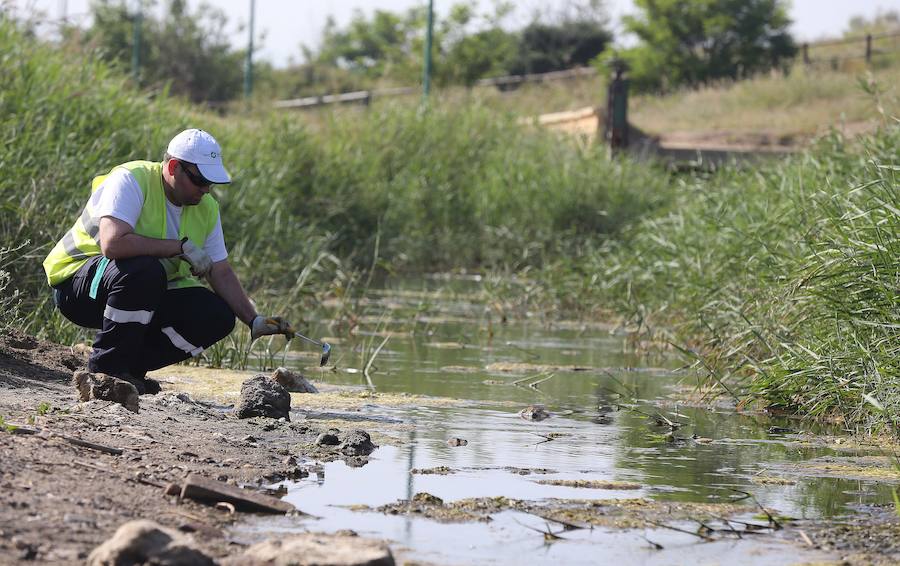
top-left (643, 535), bottom-right (664, 550)
top-left (645, 520), bottom-right (714, 542)
top-left (363, 335), bottom-right (390, 389)
top-left (72, 459), bottom-right (108, 473)
top-left (701, 517), bottom-right (742, 539)
top-left (526, 511), bottom-right (588, 531)
top-left (513, 518), bottom-right (565, 540)
top-left (528, 374), bottom-right (555, 390)
top-left (528, 433), bottom-right (557, 446)
top-left (511, 372), bottom-right (549, 386)
top-left (10, 423), bottom-right (124, 455)
top-left (730, 489), bottom-right (782, 530)
top-left (798, 529), bottom-right (814, 547)
top-left (711, 515), bottom-right (771, 532)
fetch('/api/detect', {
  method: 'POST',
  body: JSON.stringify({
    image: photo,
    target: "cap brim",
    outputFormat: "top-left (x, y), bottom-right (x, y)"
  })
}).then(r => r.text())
top-left (197, 163), bottom-right (231, 184)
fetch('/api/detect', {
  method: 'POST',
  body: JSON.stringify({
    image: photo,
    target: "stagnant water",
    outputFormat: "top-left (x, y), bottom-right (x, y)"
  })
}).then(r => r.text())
top-left (238, 278), bottom-right (893, 565)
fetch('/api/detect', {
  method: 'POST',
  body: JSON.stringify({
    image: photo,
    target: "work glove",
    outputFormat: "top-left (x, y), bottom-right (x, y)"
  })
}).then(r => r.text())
top-left (251, 315), bottom-right (294, 341)
top-left (180, 237), bottom-right (213, 277)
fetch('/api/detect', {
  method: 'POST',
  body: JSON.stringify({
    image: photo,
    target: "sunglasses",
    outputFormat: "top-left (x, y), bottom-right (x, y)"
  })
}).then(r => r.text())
top-left (178, 160), bottom-right (212, 187)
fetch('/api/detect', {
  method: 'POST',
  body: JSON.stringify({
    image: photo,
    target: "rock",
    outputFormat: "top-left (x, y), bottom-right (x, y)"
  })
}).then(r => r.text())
top-left (340, 430), bottom-right (377, 456)
top-left (236, 375), bottom-right (290, 421)
top-left (178, 474), bottom-right (295, 514)
top-left (271, 367), bottom-right (319, 393)
top-left (447, 437), bottom-right (468, 447)
top-left (316, 432), bottom-right (340, 446)
top-left (223, 533), bottom-right (394, 566)
top-left (87, 519), bottom-right (214, 566)
top-left (411, 492), bottom-right (444, 506)
top-left (72, 371), bottom-right (139, 413)
top-left (518, 404), bottom-right (550, 421)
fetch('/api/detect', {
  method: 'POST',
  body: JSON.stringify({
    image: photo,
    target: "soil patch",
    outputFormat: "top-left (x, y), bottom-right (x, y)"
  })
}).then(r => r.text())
top-left (0, 329), bottom-right (392, 563)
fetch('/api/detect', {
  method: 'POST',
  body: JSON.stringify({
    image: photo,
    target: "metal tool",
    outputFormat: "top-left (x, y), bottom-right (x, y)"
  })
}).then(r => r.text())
top-left (266, 318), bottom-right (331, 367)
top-left (294, 332), bottom-right (331, 367)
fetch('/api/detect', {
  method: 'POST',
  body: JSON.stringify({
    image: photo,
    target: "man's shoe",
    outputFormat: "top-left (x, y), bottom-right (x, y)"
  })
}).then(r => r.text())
top-left (141, 378), bottom-right (161, 395)
top-left (114, 373), bottom-right (147, 395)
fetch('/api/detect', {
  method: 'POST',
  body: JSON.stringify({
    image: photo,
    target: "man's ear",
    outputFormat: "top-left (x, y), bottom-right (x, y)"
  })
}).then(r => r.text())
top-left (165, 158), bottom-right (178, 174)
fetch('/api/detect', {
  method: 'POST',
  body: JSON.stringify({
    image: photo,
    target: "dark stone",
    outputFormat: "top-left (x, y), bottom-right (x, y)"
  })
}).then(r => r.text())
top-left (236, 375), bottom-right (290, 421)
top-left (315, 433), bottom-right (340, 446)
top-left (340, 430), bottom-right (377, 456)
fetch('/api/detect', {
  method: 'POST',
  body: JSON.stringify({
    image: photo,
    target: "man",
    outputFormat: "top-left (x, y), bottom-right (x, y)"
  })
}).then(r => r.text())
top-left (43, 128), bottom-right (293, 394)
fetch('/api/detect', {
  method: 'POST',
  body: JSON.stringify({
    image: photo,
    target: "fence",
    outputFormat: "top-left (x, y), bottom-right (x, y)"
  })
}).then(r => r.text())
top-left (274, 31), bottom-right (900, 110)
top-left (273, 66), bottom-right (598, 110)
top-left (798, 31), bottom-right (900, 69)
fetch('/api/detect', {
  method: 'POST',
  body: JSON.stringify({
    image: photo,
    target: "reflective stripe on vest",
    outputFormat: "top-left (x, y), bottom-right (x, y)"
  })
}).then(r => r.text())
top-left (42, 160), bottom-right (219, 289)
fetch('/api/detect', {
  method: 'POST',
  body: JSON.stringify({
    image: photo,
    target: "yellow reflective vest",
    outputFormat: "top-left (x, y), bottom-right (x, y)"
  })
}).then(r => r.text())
top-left (43, 160), bottom-right (219, 289)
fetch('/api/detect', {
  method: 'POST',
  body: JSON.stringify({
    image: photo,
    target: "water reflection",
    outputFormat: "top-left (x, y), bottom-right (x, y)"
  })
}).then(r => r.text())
top-left (264, 279), bottom-right (893, 564)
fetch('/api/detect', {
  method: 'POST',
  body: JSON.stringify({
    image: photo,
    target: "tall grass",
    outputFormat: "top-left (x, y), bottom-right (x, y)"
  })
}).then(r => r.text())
top-left (514, 124), bottom-right (899, 431)
top-left (1, 20), bottom-right (668, 341)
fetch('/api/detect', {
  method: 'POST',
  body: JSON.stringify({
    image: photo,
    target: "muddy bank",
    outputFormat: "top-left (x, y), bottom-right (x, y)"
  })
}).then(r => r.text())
top-left (0, 329), bottom-right (396, 564)
top-left (5, 328), bottom-right (900, 565)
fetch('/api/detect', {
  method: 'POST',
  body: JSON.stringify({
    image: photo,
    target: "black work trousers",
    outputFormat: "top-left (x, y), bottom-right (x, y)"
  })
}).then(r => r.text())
top-left (53, 255), bottom-right (235, 377)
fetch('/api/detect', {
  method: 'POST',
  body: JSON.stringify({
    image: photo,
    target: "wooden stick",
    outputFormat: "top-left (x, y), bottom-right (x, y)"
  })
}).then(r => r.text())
top-left (645, 520), bottom-right (715, 542)
top-left (730, 489), bottom-right (782, 530)
top-left (528, 374), bottom-right (555, 390)
top-left (799, 530), bottom-right (814, 547)
top-left (8, 423), bottom-right (124, 456)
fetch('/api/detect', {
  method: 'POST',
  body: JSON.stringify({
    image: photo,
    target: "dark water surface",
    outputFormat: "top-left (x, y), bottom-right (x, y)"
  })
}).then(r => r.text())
top-left (241, 278), bottom-right (891, 565)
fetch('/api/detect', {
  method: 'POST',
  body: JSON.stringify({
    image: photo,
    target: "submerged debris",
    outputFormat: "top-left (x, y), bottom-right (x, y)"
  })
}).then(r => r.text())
top-left (519, 405), bottom-right (551, 421)
top-left (410, 466), bottom-right (455, 475)
top-left (359, 495), bottom-right (753, 529)
top-left (535, 479), bottom-right (642, 490)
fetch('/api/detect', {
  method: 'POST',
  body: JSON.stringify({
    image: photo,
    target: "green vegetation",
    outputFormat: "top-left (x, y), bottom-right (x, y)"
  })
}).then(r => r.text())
top-left (1, 9), bottom-right (898, 434)
top-left (613, 0), bottom-right (796, 91)
top-left (509, 125), bottom-right (899, 433)
top-left (0, 19), bottom-right (665, 339)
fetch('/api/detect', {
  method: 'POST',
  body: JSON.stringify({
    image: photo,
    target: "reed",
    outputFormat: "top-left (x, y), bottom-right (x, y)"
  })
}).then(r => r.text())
top-left (514, 124), bottom-right (899, 431)
top-left (1, 20), bottom-right (666, 340)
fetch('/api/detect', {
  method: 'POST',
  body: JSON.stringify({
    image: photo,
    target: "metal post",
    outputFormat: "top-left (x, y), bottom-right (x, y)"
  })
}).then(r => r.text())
top-left (422, 0), bottom-right (434, 100)
top-left (244, 0), bottom-right (255, 99)
top-left (802, 43), bottom-right (809, 65)
top-left (131, 0), bottom-right (141, 83)
top-left (865, 34), bottom-right (872, 63)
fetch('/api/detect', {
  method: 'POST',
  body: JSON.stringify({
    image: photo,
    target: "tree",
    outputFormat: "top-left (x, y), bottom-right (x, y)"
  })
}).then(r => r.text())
top-left (619, 0), bottom-right (796, 91)
top-left (315, 8), bottom-right (427, 84)
top-left (84, 0), bottom-right (245, 103)
top-left (509, 20), bottom-right (612, 75)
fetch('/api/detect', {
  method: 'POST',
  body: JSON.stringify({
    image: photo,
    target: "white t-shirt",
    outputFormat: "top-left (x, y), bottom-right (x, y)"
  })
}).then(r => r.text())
top-left (88, 168), bottom-right (228, 262)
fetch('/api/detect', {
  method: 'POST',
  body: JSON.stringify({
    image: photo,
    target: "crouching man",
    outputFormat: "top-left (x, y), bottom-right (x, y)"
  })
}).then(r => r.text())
top-left (43, 128), bottom-right (292, 393)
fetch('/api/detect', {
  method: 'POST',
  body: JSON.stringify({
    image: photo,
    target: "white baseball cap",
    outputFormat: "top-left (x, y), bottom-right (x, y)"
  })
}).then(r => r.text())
top-left (166, 128), bottom-right (231, 184)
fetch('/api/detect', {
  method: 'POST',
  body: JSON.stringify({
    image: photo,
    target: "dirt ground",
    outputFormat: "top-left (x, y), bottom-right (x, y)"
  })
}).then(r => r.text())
top-left (0, 329), bottom-right (380, 564)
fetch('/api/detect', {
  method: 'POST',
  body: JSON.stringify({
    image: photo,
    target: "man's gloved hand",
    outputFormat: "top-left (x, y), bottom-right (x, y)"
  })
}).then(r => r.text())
top-left (180, 238), bottom-right (213, 277)
top-left (251, 315), bottom-right (294, 340)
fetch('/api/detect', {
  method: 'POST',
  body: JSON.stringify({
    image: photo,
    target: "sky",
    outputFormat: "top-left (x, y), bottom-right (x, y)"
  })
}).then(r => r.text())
top-left (7, 0), bottom-right (899, 68)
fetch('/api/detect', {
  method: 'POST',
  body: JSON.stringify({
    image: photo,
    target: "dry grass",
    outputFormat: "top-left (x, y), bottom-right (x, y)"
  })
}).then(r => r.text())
top-left (629, 65), bottom-right (900, 138)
